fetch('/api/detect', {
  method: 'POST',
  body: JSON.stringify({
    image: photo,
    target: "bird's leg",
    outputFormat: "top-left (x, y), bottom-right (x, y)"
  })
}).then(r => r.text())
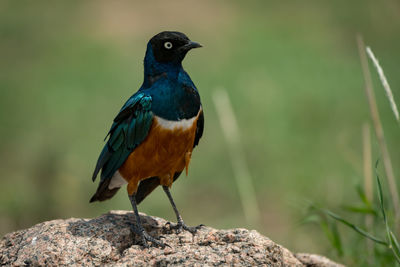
top-left (162, 186), bottom-right (203, 234)
top-left (128, 194), bottom-right (167, 248)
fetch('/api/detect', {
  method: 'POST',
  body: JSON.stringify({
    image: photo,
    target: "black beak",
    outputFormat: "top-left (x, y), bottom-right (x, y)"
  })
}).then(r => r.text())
top-left (182, 41), bottom-right (202, 51)
top-left (188, 41), bottom-right (202, 49)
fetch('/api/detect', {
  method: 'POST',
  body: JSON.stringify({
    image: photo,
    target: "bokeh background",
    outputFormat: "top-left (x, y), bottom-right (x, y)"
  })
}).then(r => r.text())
top-left (1, 0), bottom-right (399, 264)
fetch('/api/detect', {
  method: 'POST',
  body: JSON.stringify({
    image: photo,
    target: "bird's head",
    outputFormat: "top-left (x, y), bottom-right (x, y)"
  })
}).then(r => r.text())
top-left (145, 31), bottom-right (202, 67)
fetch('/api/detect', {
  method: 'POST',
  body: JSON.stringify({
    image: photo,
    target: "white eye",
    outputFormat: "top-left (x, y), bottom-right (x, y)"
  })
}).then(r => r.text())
top-left (164, 41), bottom-right (173, 49)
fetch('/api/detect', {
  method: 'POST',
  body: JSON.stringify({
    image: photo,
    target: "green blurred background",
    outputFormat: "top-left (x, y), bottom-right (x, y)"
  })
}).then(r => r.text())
top-left (1, 0), bottom-right (399, 263)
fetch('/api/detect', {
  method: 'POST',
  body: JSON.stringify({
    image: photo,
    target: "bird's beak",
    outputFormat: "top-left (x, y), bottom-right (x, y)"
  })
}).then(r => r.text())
top-left (188, 41), bottom-right (202, 49)
top-left (183, 41), bottom-right (202, 51)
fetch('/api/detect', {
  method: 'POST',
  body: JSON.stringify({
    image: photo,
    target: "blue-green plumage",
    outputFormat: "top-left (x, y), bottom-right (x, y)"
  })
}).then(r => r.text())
top-left (91, 93), bottom-right (153, 183)
top-left (90, 31), bottom-right (203, 204)
top-left (91, 31), bottom-right (204, 247)
top-left (140, 42), bottom-right (201, 120)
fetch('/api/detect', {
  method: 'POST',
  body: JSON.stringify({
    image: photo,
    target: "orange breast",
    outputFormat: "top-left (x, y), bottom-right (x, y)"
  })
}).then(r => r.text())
top-left (119, 115), bottom-right (199, 195)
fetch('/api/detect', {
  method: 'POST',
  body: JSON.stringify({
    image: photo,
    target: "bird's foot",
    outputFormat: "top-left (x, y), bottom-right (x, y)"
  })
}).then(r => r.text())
top-left (130, 225), bottom-right (169, 248)
top-left (140, 231), bottom-right (169, 248)
top-left (166, 221), bottom-right (204, 234)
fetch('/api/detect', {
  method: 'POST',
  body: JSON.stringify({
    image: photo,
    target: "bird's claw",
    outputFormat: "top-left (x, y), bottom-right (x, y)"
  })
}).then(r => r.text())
top-left (131, 225), bottom-right (169, 248)
top-left (166, 221), bottom-right (204, 234)
top-left (140, 231), bottom-right (169, 248)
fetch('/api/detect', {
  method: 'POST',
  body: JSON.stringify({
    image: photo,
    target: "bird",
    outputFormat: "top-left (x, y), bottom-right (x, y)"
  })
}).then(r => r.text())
top-left (90, 31), bottom-right (204, 248)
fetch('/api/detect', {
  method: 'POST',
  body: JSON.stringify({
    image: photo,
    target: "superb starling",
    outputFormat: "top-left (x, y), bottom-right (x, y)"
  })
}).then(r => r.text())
top-left (90, 31), bottom-right (204, 247)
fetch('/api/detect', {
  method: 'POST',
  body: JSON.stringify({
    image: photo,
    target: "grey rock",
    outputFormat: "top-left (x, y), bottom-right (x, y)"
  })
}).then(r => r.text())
top-left (0, 210), bottom-right (344, 266)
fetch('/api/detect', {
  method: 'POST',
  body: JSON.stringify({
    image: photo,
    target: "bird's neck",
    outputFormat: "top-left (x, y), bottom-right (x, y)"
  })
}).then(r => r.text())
top-left (142, 45), bottom-right (182, 88)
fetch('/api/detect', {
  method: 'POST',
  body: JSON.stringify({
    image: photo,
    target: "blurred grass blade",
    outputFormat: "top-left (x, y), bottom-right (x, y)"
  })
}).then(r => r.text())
top-left (212, 88), bottom-right (261, 226)
top-left (356, 183), bottom-right (371, 207)
top-left (322, 209), bottom-right (387, 245)
top-left (320, 219), bottom-right (343, 256)
top-left (362, 123), bottom-right (374, 263)
top-left (299, 214), bottom-right (321, 225)
top-left (330, 220), bottom-right (344, 257)
top-left (376, 161), bottom-right (400, 263)
top-left (357, 35), bottom-right (400, 228)
top-left (366, 47), bottom-right (400, 123)
top-left (390, 231), bottom-right (400, 255)
top-left (376, 161), bottom-right (387, 223)
top-left (389, 231), bottom-right (400, 263)
top-left (341, 205), bottom-right (376, 215)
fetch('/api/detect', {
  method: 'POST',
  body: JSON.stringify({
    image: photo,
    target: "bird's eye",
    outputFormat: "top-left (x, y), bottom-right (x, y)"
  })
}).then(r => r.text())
top-left (164, 41), bottom-right (173, 49)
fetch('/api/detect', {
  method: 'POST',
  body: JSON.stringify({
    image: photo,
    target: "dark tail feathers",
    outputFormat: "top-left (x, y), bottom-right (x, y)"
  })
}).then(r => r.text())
top-left (135, 177), bottom-right (160, 204)
top-left (90, 172), bottom-right (182, 204)
top-left (90, 178), bottom-right (120, 202)
top-left (135, 172), bottom-right (182, 205)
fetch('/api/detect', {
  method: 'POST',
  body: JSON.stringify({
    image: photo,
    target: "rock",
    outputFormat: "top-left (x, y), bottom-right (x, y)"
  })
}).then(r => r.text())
top-left (0, 210), bottom-right (344, 266)
top-left (295, 253), bottom-right (344, 267)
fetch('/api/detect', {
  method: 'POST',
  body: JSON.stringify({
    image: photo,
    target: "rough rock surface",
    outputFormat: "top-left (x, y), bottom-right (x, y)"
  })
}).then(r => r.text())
top-left (0, 210), bottom-right (344, 266)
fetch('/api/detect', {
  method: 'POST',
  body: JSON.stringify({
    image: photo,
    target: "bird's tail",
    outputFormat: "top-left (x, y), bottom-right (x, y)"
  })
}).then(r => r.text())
top-left (135, 172), bottom-right (182, 204)
top-left (90, 172), bottom-right (183, 204)
top-left (90, 178), bottom-right (120, 202)
top-left (90, 176), bottom-right (158, 204)
top-left (135, 177), bottom-right (160, 204)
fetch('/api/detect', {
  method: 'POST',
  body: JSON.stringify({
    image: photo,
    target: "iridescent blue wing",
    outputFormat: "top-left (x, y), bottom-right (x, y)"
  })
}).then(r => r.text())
top-left (92, 92), bottom-right (153, 182)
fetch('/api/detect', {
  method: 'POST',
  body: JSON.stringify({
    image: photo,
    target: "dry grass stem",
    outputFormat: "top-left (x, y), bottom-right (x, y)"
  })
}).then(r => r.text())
top-left (363, 123), bottom-right (374, 261)
top-left (212, 88), bottom-right (261, 226)
top-left (357, 35), bottom-right (400, 230)
top-left (366, 46), bottom-right (400, 122)
top-left (363, 123), bottom-right (373, 206)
